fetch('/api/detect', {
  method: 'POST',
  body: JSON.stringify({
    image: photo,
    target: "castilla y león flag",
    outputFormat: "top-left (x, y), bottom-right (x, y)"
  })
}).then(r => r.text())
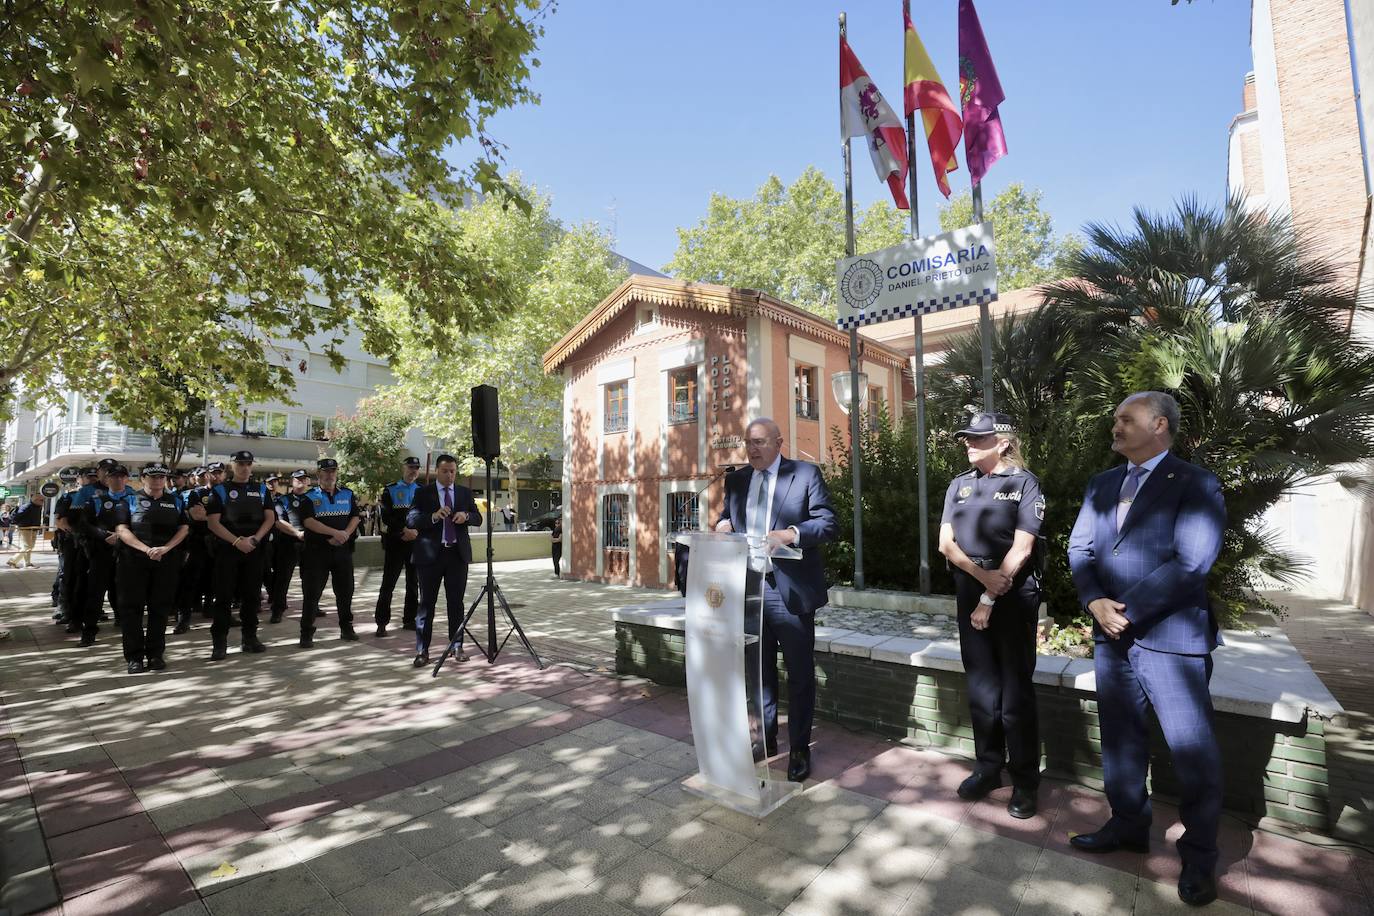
top-left (840, 35), bottom-right (909, 210)
top-left (958, 0), bottom-right (1007, 186)
top-left (904, 6), bottom-right (962, 198)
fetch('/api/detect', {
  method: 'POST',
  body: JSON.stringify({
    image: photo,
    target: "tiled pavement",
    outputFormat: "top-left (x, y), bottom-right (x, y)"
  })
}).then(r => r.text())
top-left (0, 553), bottom-right (1371, 915)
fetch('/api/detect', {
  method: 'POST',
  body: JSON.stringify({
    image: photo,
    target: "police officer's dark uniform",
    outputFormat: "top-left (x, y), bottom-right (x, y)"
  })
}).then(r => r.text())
top-left (174, 466), bottom-right (213, 632)
top-left (374, 457), bottom-right (421, 636)
top-left (940, 412), bottom-right (1046, 816)
top-left (114, 464), bottom-right (189, 673)
top-left (58, 467), bottom-right (99, 632)
top-left (297, 458), bottom-right (360, 647)
top-left (204, 451), bottom-right (273, 659)
top-left (267, 470), bottom-right (309, 622)
top-left (77, 463), bottom-right (135, 646)
top-left (52, 468), bottom-right (81, 623)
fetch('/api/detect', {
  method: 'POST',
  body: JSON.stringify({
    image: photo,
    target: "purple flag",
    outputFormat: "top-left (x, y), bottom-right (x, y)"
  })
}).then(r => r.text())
top-left (958, 0), bottom-right (1008, 187)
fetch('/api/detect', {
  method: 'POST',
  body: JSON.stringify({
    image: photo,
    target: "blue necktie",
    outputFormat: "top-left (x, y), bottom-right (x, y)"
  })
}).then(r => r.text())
top-left (1116, 466), bottom-right (1146, 531)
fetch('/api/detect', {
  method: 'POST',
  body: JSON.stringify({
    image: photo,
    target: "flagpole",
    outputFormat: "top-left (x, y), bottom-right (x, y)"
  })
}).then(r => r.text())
top-left (973, 183), bottom-right (994, 410)
top-left (840, 11), bottom-right (864, 591)
top-left (902, 0), bottom-right (930, 597)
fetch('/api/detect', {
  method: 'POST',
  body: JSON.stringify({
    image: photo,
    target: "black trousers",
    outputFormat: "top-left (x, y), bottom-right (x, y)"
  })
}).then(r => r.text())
top-left (955, 569), bottom-right (1042, 789)
top-left (552, 542), bottom-right (562, 576)
top-left (81, 542), bottom-right (118, 637)
top-left (414, 548), bottom-right (469, 656)
top-left (300, 542), bottom-right (354, 633)
top-left (58, 537), bottom-right (86, 616)
top-left (212, 542), bottom-right (265, 642)
top-left (118, 549), bottom-right (181, 662)
top-left (175, 538), bottom-right (207, 624)
top-left (374, 538), bottom-right (417, 627)
top-left (268, 536), bottom-right (301, 615)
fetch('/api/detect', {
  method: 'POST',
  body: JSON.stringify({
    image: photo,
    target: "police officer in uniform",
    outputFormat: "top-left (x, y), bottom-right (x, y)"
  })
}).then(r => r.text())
top-left (77, 463), bottom-right (136, 646)
top-left (205, 451), bottom-right (274, 659)
top-left (374, 456), bottom-right (421, 636)
top-left (268, 469), bottom-right (310, 622)
top-left (58, 467), bottom-right (99, 632)
top-left (115, 464), bottom-right (189, 673)
top-left (297, 458), bottom-right (360, 647)
top-left (51, 467), bottom-right (81, 623)
top-left (938, 412), bottom-right (1046, 819)
top-left (174, 466), bottom-right (211, 633)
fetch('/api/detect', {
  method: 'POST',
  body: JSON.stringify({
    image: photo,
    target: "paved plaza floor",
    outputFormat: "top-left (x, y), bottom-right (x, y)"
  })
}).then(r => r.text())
top-left (1, 550), bottom-right (1372, 915)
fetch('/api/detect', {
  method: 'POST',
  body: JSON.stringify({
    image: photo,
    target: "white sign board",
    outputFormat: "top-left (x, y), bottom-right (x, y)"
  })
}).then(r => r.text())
top-left (835, 221), bottom-right (998, 330)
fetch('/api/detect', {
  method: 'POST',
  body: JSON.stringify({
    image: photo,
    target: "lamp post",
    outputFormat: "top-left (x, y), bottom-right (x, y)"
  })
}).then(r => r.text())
top-left (422, 435), bottom-right (442, 484)
top-left (831, 369), bottom-right (868, 589)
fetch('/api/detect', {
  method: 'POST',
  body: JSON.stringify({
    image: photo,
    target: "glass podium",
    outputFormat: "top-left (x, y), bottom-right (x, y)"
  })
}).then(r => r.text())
top-left (675, 531), bottom-right (802, 818)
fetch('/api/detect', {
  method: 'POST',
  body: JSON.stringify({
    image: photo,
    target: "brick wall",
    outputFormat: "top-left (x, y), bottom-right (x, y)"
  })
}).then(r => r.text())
top-left (616, 621), bottom-right (1333, 832)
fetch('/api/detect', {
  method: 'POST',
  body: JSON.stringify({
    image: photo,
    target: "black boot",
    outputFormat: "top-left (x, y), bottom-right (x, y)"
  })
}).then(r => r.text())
top-left (210, 638), bottom-right (227, 661)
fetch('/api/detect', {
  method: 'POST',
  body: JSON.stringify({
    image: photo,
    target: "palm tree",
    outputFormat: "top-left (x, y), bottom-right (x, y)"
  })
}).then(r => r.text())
top-left (931, 197), bottom-right (1374, 625)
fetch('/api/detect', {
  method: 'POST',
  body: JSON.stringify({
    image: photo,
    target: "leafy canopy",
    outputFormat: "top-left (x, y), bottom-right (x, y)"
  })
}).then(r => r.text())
top-left (382, 178), bottom-right (627, 469)
top-left (325, 392), bottom-right (417, 500)
top-left (939, 183), bottom-right (1083, 291)
top-left (1, 0), bottom-right (548, 422)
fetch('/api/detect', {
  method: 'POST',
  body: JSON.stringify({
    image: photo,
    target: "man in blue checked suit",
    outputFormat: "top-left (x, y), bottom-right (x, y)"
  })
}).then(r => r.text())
top-left (1067, 391), bottom-right (1227, 907)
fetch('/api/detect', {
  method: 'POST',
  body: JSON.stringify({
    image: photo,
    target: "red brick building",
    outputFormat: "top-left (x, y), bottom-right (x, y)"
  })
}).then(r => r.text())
top-left (542, 275), bottom-right (911, 588)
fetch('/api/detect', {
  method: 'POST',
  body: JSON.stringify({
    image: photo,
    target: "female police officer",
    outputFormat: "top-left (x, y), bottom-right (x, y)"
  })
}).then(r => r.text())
top-left (938, 411), bottom-right (1046, 819)
top-left (115, 464), bottom-right (189, 673)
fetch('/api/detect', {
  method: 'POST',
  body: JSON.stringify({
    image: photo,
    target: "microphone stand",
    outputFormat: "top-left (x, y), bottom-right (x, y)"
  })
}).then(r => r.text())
top-left (672, 464), bottom-right (735, 597)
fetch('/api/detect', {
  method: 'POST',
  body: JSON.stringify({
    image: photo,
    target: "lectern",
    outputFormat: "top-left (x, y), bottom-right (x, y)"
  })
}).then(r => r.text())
top-left (676, 531), bottom-right (802, 817)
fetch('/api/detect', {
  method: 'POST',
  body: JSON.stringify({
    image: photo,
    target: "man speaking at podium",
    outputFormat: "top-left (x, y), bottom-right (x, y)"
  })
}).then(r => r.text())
top-left (715, 417), bottom-right (837, 782)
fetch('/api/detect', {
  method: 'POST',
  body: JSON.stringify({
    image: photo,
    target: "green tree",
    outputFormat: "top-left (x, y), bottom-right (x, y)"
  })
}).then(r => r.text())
top-left (1, 1), bottom-right (547, 418)
top-left (938, 183), bottom-right (1083, 290)
top-left (325, 392), bottom-right (417, 501)
top-left (383, 178), bottom-right (627, 474)
top-left (665, 167), bottom-right (907, 317)
top-left (927, 197), bottom-right (1374, 627)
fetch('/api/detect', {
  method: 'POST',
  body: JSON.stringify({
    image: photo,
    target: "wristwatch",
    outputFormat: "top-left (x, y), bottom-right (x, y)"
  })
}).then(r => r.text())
top-left (978, 593), bottom-right (996, 607)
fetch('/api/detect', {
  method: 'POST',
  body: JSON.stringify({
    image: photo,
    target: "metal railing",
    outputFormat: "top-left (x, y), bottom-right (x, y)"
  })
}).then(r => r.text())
top-left (604, 412), bottom-right (629, 433)
top-left (795, 397), bottom-right (818, 420)
top-left (667, 401), bottom-right (697, 424)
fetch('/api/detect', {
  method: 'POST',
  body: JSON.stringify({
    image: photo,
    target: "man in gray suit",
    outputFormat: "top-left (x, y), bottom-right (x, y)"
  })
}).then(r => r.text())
top-left (715, 417), bottom-right (837, 782)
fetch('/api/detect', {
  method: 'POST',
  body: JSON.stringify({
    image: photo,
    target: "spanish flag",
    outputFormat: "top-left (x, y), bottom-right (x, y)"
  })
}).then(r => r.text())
top-left (903, 4), bottom-right (962, 198)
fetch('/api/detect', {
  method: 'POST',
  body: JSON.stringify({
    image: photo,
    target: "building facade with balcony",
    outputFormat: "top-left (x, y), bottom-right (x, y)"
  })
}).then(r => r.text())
top-left (542, 275), bottom-right (912, 589)
top-left (3, 329), bottom-right (425, 494)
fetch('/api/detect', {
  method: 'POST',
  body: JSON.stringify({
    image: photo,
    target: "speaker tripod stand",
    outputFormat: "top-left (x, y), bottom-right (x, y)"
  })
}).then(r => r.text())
top-left (432, 457), bottom-right (543, 676)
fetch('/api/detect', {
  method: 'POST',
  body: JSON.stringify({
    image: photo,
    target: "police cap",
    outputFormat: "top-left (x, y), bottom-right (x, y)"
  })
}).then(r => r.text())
top-left (316, 458), bottom-right (339, 471)
top-left (97, 458), bottom-right (119, 471)
top-left (954, 411), bottom-right (1015, 439)
top-left (190, 466), bottom-right (206, 477)
top-left (59, 467), bottom-right (80, 482)
top-left (108, 464), bottom-right (130, 477)
top-left (80, 466), bottom-right (99, 478)
top-left (141, 463), bottom-right (170, 477)
top-left (230, 449), bottom-right (255, 463)
top-left (290, 469), bottom-right (310, 480)
top-left (265, 473), bottom-right (281, 484)
top-left (403, 456), bottom-right (421, 468)
top-left (205, 461), bottom-right (226, 473)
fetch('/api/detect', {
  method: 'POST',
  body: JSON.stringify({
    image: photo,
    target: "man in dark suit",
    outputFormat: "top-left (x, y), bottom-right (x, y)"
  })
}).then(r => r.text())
top-left (1067, 391), bottom-right (1227, 907)
top-left (405, 454), bottom-right (482, 668)
top-left (715, 417), bottom-right (837, 782)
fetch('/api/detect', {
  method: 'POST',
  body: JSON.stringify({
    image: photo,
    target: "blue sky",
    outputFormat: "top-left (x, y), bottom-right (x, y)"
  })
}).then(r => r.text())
top-left (449, 0), bottom-right (1254, 270)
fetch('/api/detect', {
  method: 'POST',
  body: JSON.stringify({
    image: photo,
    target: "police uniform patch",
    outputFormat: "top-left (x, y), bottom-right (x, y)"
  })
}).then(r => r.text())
top-left (1035, 496), bottom-right (1046, 521)
top-left (103, 501), bottom-right (113, 510)
top-left (139, 498), bottom-right (151, 509)
top-left (229, 490), bottom-right (239, 499)
top-left (958, 486), bottom-right (973, 499)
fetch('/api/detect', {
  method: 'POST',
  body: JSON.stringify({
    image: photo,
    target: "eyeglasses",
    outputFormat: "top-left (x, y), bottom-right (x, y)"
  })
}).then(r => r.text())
top-left (746, 438), bottom-right (779, 448)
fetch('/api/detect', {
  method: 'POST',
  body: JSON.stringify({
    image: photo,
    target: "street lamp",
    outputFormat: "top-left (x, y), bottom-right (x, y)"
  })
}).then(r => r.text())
top-left (830, 371), bottom-right (869, 417)
top-left (422, 434), bottom-right (443, 484)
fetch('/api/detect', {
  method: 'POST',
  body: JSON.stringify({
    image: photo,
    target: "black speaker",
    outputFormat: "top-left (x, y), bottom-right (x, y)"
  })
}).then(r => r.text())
top-left (471, 385), bottom-right (500, 461)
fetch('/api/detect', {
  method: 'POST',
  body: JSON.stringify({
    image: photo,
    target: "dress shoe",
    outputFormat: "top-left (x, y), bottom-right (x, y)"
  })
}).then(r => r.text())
top-left (1068, 828), bottom-right (1149, 855)
top-left (766, 736), bottom-right (778, 756)
top-left (339, 627), bottom-right (359, 642)
top-left (413, 653), bottom-right (430, 668)
top-left (956, 771), bottom-right (1002, 801)
top-left (375, 625), bottom-right (388, 637)
top-left (147, 657), bottom-right (167, 671)
top-left (241, 636), bottom-right (267, 653)
top-left (1178, 863), bottom-right (1217, 906)
top-left (127, 660), bottom-right (146, 674)
top-left (299, 629), bottom-right (314, 649)
top-left (209, 643), bottom-right (227, 661)
top-left (1007, 786), bottom-right (1038, 819)
top-left (78, 633), bottom-right (95, 647)
top-left (787, 749), bottom-right (811, 782)
top-left (172, 621), bottom-right (190, 634)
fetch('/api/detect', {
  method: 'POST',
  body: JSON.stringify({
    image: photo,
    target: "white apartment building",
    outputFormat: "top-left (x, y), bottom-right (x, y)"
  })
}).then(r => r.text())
top-left (2, 329), bottom-right (425, 490)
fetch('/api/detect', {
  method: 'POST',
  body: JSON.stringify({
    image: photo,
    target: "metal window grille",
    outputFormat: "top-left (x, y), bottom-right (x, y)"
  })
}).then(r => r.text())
top-left (602, 494), bottom-right (629, 549)
top-left (605, 383), bottom-right (629, 433)
top-left (668, 491), bottom-right (699, 534)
